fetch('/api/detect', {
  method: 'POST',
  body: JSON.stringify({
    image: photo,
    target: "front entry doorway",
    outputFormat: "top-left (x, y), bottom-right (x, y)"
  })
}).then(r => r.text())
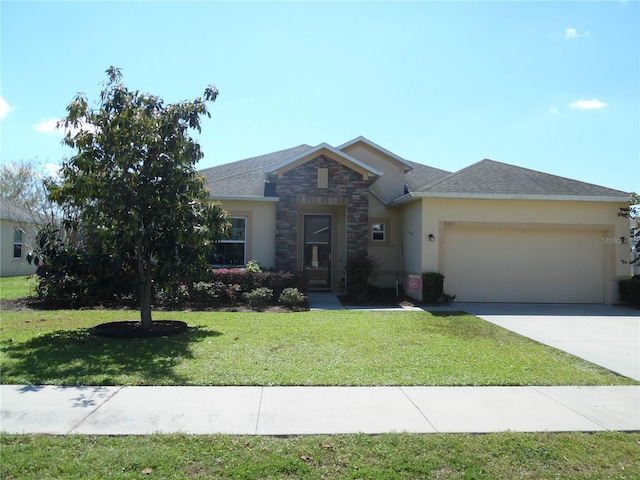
top-left (304, 215), bottom-right (331, 290)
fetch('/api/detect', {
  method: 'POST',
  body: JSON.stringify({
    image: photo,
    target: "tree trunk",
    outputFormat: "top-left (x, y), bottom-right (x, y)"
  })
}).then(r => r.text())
top-left (140, 269), bottom-right (153, 329)
top-left (137, 240), bottom-right (153, 329)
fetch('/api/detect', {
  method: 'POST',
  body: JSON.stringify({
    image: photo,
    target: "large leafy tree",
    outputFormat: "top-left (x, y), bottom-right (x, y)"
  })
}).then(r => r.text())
top-left (49, 67), bottom-right (227, 328)
top-left (618, 193), bottom-right (639, 271)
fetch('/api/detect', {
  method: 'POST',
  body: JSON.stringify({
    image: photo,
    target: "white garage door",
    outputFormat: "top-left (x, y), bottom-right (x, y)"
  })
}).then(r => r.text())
top-left (442, 226), bottom-right (605, 303)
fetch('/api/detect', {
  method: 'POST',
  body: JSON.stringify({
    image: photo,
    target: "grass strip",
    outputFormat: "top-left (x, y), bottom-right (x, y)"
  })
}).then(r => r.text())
top-left (2, 432), bottom-right (639, 479)
top-left (1, 310), bottom-right (635, 386)
top-left (0, 275), bottom-right (36, 301)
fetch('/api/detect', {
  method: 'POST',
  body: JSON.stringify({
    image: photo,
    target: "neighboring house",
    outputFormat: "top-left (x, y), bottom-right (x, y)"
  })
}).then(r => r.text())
top-left (200, 136), bottom-right (630, 304)
top-left (0, 199), bottom-right (41, 277)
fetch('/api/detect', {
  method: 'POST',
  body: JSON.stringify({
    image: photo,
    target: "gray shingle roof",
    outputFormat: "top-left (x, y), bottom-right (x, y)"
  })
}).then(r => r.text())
top-left (404, 162), bottom-right (451, 192)
top-left (419, 159), bottom-right (629, 197)
top-left (0, 198), bottom-right (42, 223)
top-left (200, 144), bottom-right (312, 197)
top-left (200, 146), bottom-right (627, 200)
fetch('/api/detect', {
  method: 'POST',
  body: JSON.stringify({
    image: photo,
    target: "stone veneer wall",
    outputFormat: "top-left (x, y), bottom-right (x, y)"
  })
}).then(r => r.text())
top-left (274, 155), bottom-right (370, 272)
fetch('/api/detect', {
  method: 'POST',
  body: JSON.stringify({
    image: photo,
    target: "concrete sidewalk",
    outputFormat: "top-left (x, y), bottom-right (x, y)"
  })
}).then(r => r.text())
top-left (1, 384), bottom-right (638, 435)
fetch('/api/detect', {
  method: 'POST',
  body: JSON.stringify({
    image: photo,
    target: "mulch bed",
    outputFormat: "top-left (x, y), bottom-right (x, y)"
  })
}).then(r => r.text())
top-left (93, 320), bottom-right (188, 338)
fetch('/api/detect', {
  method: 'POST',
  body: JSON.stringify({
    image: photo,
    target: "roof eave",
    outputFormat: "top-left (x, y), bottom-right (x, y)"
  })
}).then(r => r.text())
top-left (208, 195), bottom-right (279, 203)
top-left (388, 191), bottom-right (630, 207)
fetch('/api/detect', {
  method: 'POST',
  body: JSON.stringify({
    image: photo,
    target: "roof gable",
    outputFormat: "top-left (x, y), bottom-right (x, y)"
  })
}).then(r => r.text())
top-left (265, 143), bottom-right (383, 181)
top-left (419, 159), bottom-right (629, 198)
top-left (338, 136), bottom-right (414, 173)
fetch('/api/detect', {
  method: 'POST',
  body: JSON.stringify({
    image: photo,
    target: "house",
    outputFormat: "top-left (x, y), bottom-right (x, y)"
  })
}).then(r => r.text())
top-left (0, 199), bottom-right (41, 277)
top-left (200, 137), bottom-right (630, 304)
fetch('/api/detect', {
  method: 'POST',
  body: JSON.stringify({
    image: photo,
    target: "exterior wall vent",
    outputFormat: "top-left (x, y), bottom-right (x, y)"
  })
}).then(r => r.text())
top-left (318, 167), bottom-right (328, 189)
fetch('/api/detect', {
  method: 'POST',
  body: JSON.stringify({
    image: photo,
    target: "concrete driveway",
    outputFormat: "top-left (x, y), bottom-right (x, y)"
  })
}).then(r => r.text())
top-left (458, 303), bottom-right (640, 381)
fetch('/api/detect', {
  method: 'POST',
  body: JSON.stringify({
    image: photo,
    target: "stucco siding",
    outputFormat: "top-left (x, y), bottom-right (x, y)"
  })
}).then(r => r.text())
top-left (342, 143), bottom-right (407, 203)
top-left (1, 219), bottom-right (38, 277)
top-left (368, 195), bottom-right (400, 288)
top-left (398, 200), bottom-right (424, 271)
top-left (216, 201), bottom-right (277, 269)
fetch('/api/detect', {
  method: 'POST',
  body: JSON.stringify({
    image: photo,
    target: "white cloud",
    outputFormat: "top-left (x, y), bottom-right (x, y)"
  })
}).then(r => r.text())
top-left (34, 118), bottom-right (97, 136)
top-left (34, 118), bottom-right (62, 133)
top-left (568, 99), bottom-right (607, 110)
top-left (44, 162), bottom-right (61, 178)
top-left (548, 107), bottom-right (559, 115)
top-left (0, 96), bottom-right (14, 119)
top-left (565, 28), bottom-right (588, 39)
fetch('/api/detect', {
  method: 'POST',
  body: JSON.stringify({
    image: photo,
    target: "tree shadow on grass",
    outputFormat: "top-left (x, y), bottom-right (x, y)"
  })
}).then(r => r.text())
top-left (420, 311), bottom-right (510, 341)
top-left (1, 326), bottom-right (221, 386)
top-left (425, 311), bottom-right (469, 317)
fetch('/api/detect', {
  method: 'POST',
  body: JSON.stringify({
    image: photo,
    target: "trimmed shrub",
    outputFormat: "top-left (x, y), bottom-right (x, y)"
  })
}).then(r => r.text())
top-left (244, 287), bottom-right (273, 310)
top-left (190, 281), bottom-right (227, 307)
top-left (209, 269), bottom-right (306, 300)
top-left (619, 275), bottom-right (640, 305)
top-left (210, 268), bottom-right (258, 291)
top-left (30, 228), bottom-right (135, 308)
top-left (422, 272), bottom-right (444, 303)
top-left (345, 254), bottom-right (379, 298)
top-left (259, 271), bottom-right (308, 300)
top-left (245, 260), bottom-right (261, 273)
top-left (278, 287), bottom-right (306, 309)
top-left (442, 293), bottom-right (456, 304)
top-left (155, 283), bottom-right (190, 308)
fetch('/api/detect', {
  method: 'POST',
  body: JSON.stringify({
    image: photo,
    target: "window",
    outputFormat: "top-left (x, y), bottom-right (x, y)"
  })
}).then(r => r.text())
top-left (317, 167), bottom-right (328, 189)
top-left (210, 217), bottom-right (246, 266)
top-left (371, 223), bottom-right (385, 242)
top-left (13, 229), bottom-right (23, 259)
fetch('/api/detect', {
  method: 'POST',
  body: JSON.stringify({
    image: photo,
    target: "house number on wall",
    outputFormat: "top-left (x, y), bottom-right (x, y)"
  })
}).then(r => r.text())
top-left (444, 222), bottom-right (455, 227)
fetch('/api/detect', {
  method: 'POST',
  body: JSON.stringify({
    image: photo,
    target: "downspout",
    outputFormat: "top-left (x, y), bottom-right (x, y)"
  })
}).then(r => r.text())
top-left (400, 230), bottom-right (413, 294)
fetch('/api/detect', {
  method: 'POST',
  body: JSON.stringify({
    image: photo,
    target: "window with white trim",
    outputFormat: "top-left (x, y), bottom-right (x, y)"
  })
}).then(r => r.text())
top-left (210, 217), bottom-right (246, 266)
top-left (13, 229), bottom-right (23, 259)
top-left (371, 223), bottom-right (385, 242)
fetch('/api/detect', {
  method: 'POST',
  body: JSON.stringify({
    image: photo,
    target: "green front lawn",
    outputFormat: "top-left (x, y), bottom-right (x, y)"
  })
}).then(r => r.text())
top-left (0, 275), bottom-right (36, 300)
top-left (0, 309), bottom-right (635, 386)
top-left (2, 432), bottom-right (638, 479)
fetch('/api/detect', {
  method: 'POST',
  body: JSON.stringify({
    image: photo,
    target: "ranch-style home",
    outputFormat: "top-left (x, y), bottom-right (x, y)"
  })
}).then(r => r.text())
top-left (0, 199), bottom-right (40, 277)
top-left (200, 136), bottom-right (630, 304)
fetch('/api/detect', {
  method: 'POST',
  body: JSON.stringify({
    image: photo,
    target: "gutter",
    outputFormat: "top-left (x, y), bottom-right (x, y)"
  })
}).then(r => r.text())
top-left (387, 192), bottom-right (630, 208)
top-left (208, 196), bottom-right (279, 203)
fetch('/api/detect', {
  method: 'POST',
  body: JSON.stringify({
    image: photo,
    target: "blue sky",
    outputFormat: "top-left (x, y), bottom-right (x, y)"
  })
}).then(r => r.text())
top-left (1, 1), bottom-right (638, 193)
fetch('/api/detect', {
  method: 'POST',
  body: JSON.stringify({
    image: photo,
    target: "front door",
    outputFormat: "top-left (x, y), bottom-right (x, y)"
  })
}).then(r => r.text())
top-left (304, 215), bottom-right (331, 289)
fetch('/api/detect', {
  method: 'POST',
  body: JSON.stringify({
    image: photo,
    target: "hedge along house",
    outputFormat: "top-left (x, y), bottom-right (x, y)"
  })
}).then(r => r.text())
top-left (200, 136), bottom-right (631, 304)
